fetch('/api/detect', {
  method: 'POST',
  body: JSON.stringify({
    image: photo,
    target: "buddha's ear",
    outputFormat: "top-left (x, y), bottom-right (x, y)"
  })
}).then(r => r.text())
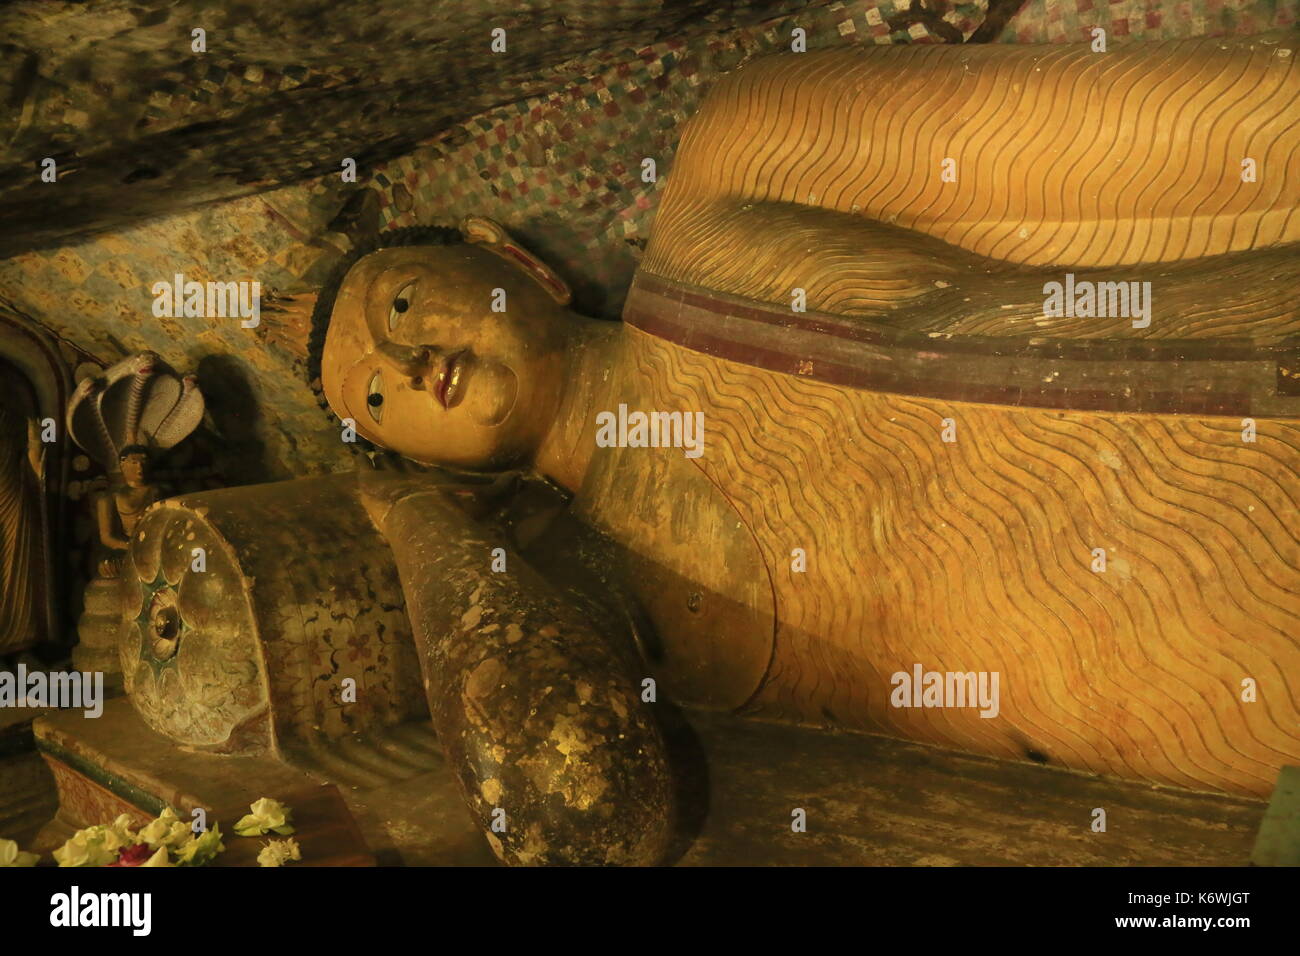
top-left (459, 215), bottom-right (572, 306)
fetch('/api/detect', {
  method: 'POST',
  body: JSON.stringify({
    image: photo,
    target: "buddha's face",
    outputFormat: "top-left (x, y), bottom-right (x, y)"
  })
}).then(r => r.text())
top-left (321, 243), bottom-right (571, 469)
top-left (120, 452), bottom-right (147, 488)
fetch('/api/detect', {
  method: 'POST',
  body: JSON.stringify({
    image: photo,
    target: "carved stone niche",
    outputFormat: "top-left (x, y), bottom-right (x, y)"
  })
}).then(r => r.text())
top-left (116, 473), bottom-right (428, 777)
top-left (0, 311), bottom-right (74, 655)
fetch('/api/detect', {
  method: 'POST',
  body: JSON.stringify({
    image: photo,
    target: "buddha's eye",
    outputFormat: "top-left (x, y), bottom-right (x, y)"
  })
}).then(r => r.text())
top-left (388, 281), bottom-right (416, 331)
top-left (366, 370), bottom-right (384, 423)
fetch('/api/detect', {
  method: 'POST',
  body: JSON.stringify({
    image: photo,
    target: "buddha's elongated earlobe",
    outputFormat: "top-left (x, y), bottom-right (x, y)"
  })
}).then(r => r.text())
top-left (459, 215), bottom-right (572, 306)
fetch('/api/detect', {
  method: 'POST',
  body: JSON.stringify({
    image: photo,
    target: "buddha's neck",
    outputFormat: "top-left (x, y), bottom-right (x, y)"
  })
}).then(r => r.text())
top-left (534, 319), bottom-right (623, 494)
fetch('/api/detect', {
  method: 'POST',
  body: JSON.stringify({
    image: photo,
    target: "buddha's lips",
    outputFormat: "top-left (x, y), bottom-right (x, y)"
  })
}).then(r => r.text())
top-left (435, 351), bottom-right (468, 409)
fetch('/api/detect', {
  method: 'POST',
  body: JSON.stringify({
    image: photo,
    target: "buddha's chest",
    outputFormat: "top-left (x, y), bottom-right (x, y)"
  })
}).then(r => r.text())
top-left (114, 488), bottom-right (156, 534)
top-left (569, 332), bottom-right (886, 706)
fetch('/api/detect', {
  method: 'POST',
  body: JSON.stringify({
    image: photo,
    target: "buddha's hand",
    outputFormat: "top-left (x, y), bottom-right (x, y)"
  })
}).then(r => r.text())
top-left (378, 486), bottom-right (674, 866)
top-left (355, 468), bottom-right (436, 527)
top-left (355, 465), bottom-right (520, 528)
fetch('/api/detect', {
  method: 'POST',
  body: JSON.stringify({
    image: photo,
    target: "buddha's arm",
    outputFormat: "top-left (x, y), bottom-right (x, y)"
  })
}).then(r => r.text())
top-left (359, 474), bottom-right (672, 866)
top-left (638, 197), bottom-right (1300, 341)
top-left (95, 493), bottom-right (129, 550)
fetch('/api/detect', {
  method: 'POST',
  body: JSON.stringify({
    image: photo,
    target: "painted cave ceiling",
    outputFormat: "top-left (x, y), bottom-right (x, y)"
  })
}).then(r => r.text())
top-left (0, 0), bottom-right (816, 258)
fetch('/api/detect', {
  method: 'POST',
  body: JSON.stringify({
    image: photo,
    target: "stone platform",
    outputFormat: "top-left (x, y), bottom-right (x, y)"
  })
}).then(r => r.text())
top-left (70, 578), bottom-right (125, 695)
top-left (28, 698), bottom-right (1269, 866)
top-left (32, 699), bottom-right (492, 866)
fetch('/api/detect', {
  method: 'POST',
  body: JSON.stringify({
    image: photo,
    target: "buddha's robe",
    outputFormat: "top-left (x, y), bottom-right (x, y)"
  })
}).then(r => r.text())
top-left (586, 323), bottom-right (1300, 799)
top-left (599, 35), bottom-right (1300, 798)
top-left (648, 34), bottom-right (1299, 291)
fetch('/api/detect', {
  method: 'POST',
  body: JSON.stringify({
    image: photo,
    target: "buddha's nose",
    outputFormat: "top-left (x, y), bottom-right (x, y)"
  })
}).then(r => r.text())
top-left (377, 341), bottom-right (435, 381)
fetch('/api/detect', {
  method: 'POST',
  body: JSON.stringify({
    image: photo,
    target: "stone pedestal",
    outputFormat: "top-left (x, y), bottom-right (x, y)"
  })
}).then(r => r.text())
top-left (71, 577), bottom-right (123, 694)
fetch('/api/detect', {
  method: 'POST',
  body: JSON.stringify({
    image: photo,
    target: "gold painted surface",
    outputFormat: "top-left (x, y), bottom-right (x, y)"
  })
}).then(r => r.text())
top-left (577, 436), bottom-right (776, 710)
top-left (628, 325), bottom-right (1300, 797)
top-left (645, 35), bottom-right (1300, 306)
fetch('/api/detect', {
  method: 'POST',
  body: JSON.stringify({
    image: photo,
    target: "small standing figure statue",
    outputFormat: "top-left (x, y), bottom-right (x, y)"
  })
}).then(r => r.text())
top-left (66, 353), bottom-right (204, 679)
top-left (0, 371), bottom-right (50, 654)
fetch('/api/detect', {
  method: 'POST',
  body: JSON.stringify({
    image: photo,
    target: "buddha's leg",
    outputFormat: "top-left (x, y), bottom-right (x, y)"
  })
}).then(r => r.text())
top-left (360, 475), bottom-right (672, 866)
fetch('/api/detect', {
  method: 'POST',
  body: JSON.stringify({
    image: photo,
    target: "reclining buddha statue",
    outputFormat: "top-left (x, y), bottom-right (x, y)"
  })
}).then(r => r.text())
top-left (116, 33), bottom-right (1300, 865)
